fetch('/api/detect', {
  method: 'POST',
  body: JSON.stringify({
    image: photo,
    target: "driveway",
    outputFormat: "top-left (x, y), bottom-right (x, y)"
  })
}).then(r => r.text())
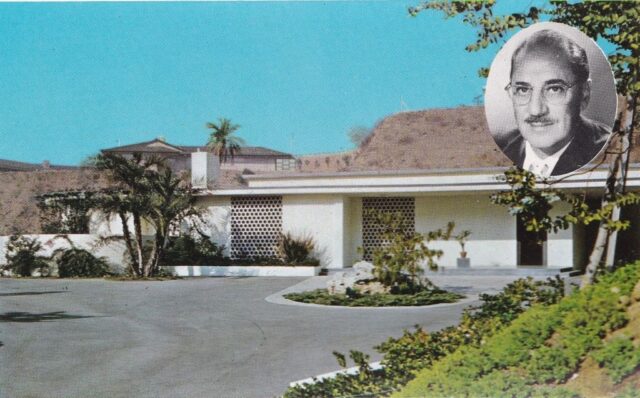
top-left (0, 274), bottom-right (532, 398)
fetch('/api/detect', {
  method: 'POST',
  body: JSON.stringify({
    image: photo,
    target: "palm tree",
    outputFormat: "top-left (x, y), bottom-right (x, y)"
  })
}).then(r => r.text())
top-left (205, 117), bottom-right (245, 164)
top-left (94, 153), bottom-right (196, 277)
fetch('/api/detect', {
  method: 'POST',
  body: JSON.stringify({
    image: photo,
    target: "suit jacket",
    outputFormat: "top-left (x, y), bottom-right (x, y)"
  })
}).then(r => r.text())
top-left (501, 117), bottom-right (611, 176)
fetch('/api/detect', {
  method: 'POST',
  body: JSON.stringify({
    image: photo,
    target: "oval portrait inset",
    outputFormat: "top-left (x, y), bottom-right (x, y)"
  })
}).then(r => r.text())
top-left (484, 22), bottom-right (617, 178)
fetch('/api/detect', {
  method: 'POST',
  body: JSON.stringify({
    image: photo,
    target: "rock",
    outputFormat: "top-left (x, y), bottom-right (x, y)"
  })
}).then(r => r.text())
top-left (326, 261), bottom-right (376, 295)
top-left (354, 280), bottom-right (389, 295)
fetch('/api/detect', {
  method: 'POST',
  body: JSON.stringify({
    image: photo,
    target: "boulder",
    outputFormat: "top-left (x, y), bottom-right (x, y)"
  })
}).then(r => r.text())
top-left (326, 261), bottom-right (375, 295)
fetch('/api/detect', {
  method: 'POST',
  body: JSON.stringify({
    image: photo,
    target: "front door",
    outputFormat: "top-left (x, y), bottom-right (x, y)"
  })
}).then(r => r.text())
top-left (517, 215), bottom-right (546, 266)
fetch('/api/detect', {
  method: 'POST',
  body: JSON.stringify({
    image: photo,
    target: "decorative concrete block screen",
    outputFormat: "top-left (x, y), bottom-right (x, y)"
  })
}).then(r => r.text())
top-left (230, 196), bottom-right (282, 260)
top-left (362, 197), bottom-right (415, 261)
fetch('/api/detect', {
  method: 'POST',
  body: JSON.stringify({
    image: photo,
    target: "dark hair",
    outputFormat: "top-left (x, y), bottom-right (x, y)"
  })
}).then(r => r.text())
top-left (510, 29), bottom-right (589, 84)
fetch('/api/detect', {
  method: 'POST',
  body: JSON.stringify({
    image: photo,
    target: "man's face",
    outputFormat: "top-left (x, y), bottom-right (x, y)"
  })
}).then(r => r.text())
top-left (510, 49), bottom-right (586, 156)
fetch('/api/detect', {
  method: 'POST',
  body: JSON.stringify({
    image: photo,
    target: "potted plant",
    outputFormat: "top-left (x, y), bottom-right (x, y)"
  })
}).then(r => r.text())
top-left (455, 230), bottom-right (471, 268)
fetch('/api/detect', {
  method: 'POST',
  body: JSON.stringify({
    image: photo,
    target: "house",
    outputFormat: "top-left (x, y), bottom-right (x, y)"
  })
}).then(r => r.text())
top-left (183, 106), bottom-right (640, 271)
top-left (6, 106), bottom-right (639, 273)
top-left (101, 138), bottom-right (298, 173)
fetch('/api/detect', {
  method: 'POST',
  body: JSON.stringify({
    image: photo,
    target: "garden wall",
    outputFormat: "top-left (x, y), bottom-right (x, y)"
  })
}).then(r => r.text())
top-left (0, 234), bottom-right (128, 273)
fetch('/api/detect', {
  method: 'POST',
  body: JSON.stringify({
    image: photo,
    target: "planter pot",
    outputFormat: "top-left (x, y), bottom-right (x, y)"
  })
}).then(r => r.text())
top-left (457, 257), bottom-right (471, 268)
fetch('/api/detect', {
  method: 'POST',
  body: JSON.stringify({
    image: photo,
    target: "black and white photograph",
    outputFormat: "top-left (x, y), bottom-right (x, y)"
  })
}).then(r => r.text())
top-left (484, 22), bottom-right (617, 177)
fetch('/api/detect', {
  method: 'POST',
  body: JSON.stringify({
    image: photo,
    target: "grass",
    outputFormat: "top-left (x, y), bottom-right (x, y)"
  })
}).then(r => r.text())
top-left (284, 287), bottom-right (464, 307)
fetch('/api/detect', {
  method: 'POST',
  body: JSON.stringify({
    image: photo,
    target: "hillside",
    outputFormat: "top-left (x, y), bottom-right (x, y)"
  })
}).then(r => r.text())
top-left (396, 264), bottom-right (640, 397)
top-left (0, 169), bottom-right (110, 235)
top-left (301, 105), bottom-right (640, 173)
top-left (347, 106), bottom-right (512, 171)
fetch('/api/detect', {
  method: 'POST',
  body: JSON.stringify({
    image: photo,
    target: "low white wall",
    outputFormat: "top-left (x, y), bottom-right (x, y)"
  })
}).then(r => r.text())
top-left (0, 234), bottom-right (127, 272)
top-left (165, 265), bottom-right (321, 277)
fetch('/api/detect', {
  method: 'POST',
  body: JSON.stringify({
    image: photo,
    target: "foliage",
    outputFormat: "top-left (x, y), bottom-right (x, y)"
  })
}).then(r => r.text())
top-left (55, 248), bottom-right (110, 278)
top-left (205, 117), bottom-right (245, 163)
top-left (396, 262), bottom-right (640, 397)
top-left (284, 287), bottom-right (463, 307)
top-left (94, 153), bottom-right (197, 278)
top-left (410, 1), bottom-right (640, 286)
top-left (161, 234), bottom-right (226, 266)
top-left (409, 1), bottom-right (639, 94)
top-left (278, 232), bottom-right (317, 265)
top-left (491, 167), bottom-right (640, 234)
top-left (37, 191), bottom-right (96, 234)
top-left (3, 235), bottom-right (50, 277)
top-left (348, 125), bottom-right (373, 148)
top-left (364, 210), bottom-right (456, 290)
top-left (591, 335), bottom-right (640, 383)
top-left (454, 229), bottom-right (471, 253)
top-left (283, 276), bottom-right (564, 397)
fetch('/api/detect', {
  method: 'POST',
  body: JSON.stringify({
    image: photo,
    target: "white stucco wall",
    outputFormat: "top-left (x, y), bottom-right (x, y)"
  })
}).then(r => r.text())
top-left (547, 202), bottom-right (574, 268)
top-left (282, 195), bottom-right (346, 269)
top-left (194, 196), bottom-right (232, 256)
top-left (413, 195), bottom-right (517, 267)
top-left (344, 197), bottom-right (362, 269)
top-left (0, 234), bottom-right (128, 273)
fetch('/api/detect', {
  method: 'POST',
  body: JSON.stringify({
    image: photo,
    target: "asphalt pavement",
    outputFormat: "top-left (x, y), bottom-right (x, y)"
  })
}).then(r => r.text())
top-left (0, 273), bottom-right (539, 398)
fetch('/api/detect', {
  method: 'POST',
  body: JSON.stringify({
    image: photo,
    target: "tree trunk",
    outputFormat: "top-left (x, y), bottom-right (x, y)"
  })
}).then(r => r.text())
top-left (582, 95), bottom-right (635, 287)
top-left (133, 212), bottom-right (144, 276)
top-left (118, 211), bottom-right (140, 276)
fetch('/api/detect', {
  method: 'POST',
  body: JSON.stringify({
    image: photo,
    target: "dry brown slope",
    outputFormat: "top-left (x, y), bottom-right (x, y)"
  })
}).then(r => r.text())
top-left (348, 106), bottom-right (513, 171)
top-left (0, 169), bottom-right (109, 234)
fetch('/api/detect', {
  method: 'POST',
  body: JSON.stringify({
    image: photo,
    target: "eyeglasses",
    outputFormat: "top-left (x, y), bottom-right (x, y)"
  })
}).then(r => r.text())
top-left (505, 81), bottom-right (577, 106)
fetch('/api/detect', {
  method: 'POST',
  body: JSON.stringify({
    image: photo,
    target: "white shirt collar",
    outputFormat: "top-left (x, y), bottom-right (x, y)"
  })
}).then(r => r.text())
top-left (523, 139), bottom-right (573, 178)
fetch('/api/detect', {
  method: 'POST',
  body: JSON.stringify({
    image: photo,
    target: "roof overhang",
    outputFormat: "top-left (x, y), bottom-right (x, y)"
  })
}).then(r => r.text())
top-left (197, 165), bottom-right (640, 196)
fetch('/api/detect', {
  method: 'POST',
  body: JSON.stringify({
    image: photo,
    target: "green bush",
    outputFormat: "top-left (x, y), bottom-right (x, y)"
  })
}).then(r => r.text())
top-left (396, 262), bottom-right (640, 397)
top-left (3, 235), bottom-right (50, 277)
top-left (284, 287), bottom-right (463, 307)
top-left (161, 234), bottom-right (226, 266)
top-left (56, 248), bottom-right (110, 278)
top-left (364, 210), bottom-right (455, 289)
top-left (283, 276), bottom-right (564, 398)
top-left (591, 336), bottom-right (640, 383)
top-left (278, 232), bottom-right (317, 265)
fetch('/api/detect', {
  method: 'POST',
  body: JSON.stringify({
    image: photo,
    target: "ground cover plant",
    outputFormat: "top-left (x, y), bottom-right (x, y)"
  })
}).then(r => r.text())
top-left (283, 276), bottom-right (565, 397)
top-left (396, 262), bottom-right (640, 397)
top-left (284, 212), bottom-right (462, 307)
top-left (284, 287), bottom-right (463, 307)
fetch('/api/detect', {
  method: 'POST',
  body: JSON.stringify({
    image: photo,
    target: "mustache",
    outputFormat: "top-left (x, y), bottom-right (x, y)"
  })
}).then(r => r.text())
top-left (524, 116), bottom-right (555, 124)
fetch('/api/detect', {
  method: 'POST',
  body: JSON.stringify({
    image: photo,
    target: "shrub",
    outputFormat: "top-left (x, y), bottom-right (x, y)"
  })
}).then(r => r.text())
top-left (161, 234), bottom-right (226, 265)
top-left (284, 288), bottom-right (463, 307)
top-left (397, 262), bottom-right (640, 397)
top-left (284, 276), bottom-right (565, 397)
top-left (591, 336), bottom-right (640, 383)
top-left (3, 235), bottom-right (50, 277)
top-left (55, 248), bottom-right (110, 278)
top-left (278, 232), bottom-right (317, 265)
top-left (364, 210), bottom-right (456, 290)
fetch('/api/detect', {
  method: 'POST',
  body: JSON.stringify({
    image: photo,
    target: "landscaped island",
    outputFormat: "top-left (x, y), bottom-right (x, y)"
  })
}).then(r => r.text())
top-left (284, 286), bottom-right (463, 307)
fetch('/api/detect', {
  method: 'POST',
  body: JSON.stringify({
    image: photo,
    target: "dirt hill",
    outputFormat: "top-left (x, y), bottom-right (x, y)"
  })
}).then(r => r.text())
top-left (0, 169), bottom-right (110, 235)
top-left (347, 106), bottom-right (511, 171)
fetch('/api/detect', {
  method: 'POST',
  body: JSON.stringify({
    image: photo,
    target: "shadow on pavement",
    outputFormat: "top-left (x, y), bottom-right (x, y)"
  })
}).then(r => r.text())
top-left (0, 291), bottom-right (69, 297)
top-left (0, 311), bottom-right (100, 323)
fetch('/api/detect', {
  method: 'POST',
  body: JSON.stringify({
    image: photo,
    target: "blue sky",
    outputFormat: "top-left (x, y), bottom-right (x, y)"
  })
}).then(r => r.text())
top-left (0, 1), bottom-right (538, 165)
